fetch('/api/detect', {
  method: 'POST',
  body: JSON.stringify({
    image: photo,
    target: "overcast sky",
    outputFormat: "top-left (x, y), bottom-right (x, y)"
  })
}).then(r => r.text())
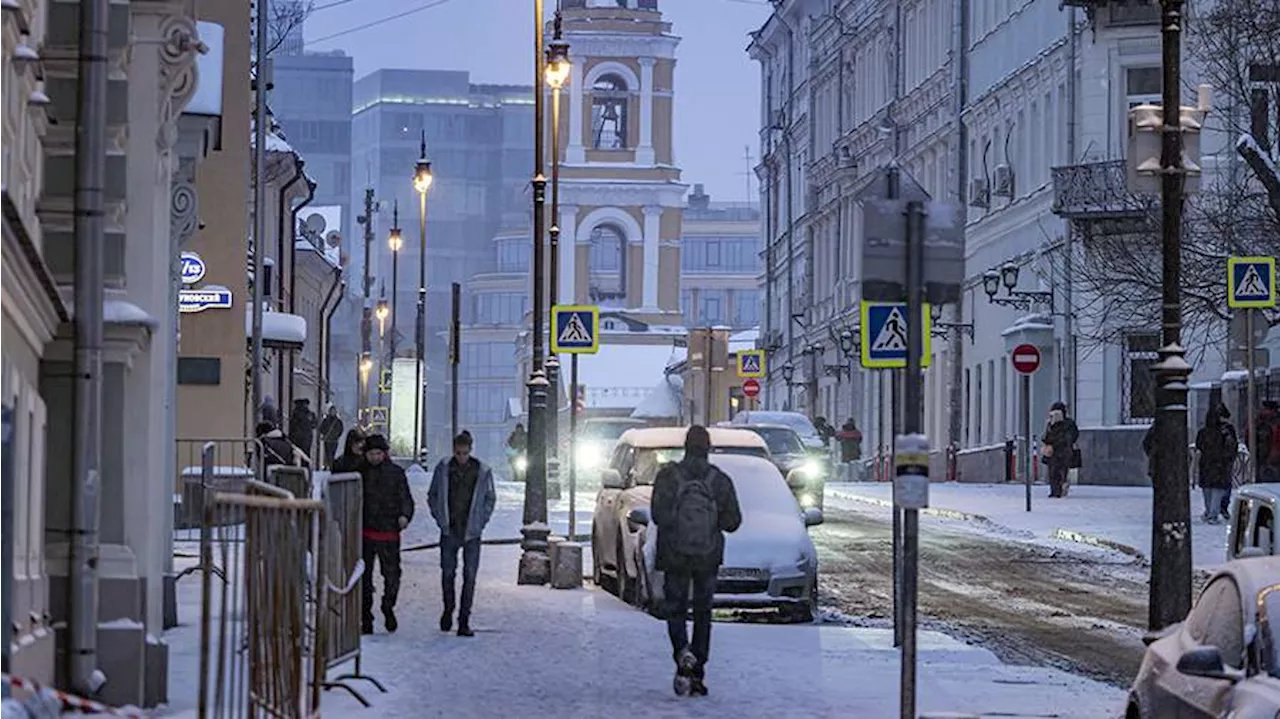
top-left (304, 0), bottom-right (771, 203)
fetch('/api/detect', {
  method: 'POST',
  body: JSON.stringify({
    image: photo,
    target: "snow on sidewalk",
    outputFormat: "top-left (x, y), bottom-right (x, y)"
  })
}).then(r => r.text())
top-left (827, 481), bottom-right (1231, 571)
top-left (161, 483), bottom-right (1125, 718)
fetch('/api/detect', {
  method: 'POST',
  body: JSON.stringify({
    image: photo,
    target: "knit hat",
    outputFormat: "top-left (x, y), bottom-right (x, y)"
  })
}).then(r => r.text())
top-left (1050, 402), bottom-right (1067, 412)
top-left (453, 431), bottom-right (474, 447)
top-left (685, 425), bottom-right (711, 454)
top-left (364, 433), bottom-right (390, 452)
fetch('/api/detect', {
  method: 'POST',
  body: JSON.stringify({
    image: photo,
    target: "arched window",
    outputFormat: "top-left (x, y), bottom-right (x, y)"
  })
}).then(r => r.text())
top-left (587, 223), bottom-right (627, 304)
top-left (591, 74), bottom-right (629, 149)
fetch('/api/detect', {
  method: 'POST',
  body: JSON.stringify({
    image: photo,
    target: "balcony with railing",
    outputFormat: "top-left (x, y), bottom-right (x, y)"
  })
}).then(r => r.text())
top-left (1051, 160), bottom-right (1156, 223)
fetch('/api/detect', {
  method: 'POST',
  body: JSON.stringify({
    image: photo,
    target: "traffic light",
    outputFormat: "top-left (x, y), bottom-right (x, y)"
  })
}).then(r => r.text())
top-left (1126, 85), bottom-right (1212, 195)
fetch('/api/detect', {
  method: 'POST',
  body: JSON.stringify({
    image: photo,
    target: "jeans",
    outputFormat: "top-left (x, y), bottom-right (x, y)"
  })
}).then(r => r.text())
top-left (1202, 487), bottom-right (1228, 519)
top-left (663, 571), bottom-right (716, 678)
top-left (361, 539), bottom-right (401, 621)
top-left (440, 534), bottom-right (482, 622)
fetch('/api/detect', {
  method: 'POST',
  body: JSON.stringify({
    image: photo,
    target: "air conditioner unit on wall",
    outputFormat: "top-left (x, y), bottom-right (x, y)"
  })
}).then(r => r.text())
top-left (993, 164), bottom-right (1015, 198)
top-left (968, 178), bottom-right (990, 209)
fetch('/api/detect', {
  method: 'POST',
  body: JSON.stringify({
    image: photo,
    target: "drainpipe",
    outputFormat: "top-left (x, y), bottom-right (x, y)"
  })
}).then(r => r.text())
top-left (274, 159), bottom-right (305, 413)
top-left (777, 11), bottom-right (797, 411)
top-left (316, 273), bottom-right (344, 433)
top-left (1062, 6), bottom-right (1078, 415)
top-left (286, 172), bottom-right (314, 413)
top-left (949, 0), bottom-right (969, 465)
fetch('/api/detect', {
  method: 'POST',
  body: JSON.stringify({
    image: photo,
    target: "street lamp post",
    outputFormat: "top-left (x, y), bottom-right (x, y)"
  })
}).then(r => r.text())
top-left (388, 204), bottom-right (402, 444)
top-left (414, 132), bottom-right (434, 463)
top-left (544, 14), bottom-right (570, 500)
top-left (375, 295), bottom-right (390, 430)
top-left (519, 0), bottom-right (552, 586)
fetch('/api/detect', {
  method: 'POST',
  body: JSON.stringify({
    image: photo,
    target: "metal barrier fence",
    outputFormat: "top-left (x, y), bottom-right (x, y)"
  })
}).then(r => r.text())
top-left (266, 465), bottom-right (312, 501)
top-left (315, 471), bottom-right (384, 706)
top-left (197, 480), bottom-right (326, 718)
top-left (175, 439), bottom-right (263, 543)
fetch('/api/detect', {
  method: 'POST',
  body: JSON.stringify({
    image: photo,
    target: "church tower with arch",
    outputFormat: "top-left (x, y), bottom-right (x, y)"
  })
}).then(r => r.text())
top-left (555, 0), bottom-right (686, 327)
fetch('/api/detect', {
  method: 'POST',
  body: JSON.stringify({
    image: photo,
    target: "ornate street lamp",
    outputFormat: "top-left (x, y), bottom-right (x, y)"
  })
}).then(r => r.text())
top-left (543, 10), bottom-right (570, 499)
top-left (413, 132), bottom-right (433, 462)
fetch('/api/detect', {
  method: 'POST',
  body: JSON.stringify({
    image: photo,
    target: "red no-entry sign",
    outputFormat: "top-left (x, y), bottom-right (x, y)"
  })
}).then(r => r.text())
top-left (1012, 344), bottom-right (1041, 375)
top-left (742, 378), bottom-right (760, 398)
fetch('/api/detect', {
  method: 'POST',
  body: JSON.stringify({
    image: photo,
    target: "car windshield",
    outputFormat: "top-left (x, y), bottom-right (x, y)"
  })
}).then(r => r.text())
top-left (1262, 585), bottom-right (1280, 678)
top-left (746, 427), bottom-right (804, 455)
top-left (736, 412), bottom-right (818, 438)
top-left (583, 421), bottom-right (641, 441)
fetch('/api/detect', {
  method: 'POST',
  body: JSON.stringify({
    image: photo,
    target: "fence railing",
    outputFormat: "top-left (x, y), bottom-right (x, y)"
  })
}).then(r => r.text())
top-left (175, 439), bottom-right (263, 543)
top-left (197, 479), bottom-right (326, 718)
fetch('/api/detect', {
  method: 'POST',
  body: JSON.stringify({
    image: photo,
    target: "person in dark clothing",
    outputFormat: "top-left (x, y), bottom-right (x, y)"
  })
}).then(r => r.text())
top-left (1195, 404), bottom-right (1239, 524)
top-left (1257, 401), bottom-right (1280, 484)
top-left (1040, 402), bottom-right (1079, 498)
top-left (256, 421), bottom-right (302, 468)
top-left (814, 417), bottom-right (836, 446)
top-left (428, 431), bottom-right (496, 637)
top-left (836, 418), bottom-right (863, 463)
top-left (332, 428), bottom-right (366, 474)
top-left (288, 398), bottom-right (317, 464)
top-left (318, 406), bottom-right (344, 470)
top-left (505, 423), bottom-right (528, 482)
top-left (359, 434), bottom-right (415, 634)
top-left (650, 425), bottom-right (742, 698)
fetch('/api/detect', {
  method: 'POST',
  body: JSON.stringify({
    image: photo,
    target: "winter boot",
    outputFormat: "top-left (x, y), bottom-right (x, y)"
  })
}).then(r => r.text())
top-left (690, 677), bottom-right (708, 697)
top-left (383, 607), bottom-right (398, 633)
top-left (672, 649), bottom-right (696, 696)
top-left (439, 609), bottom-right (453, 633)
top-left (456, 619), bottom-right (474, 637)
top-left (361, 615), bottom-right (374, 635)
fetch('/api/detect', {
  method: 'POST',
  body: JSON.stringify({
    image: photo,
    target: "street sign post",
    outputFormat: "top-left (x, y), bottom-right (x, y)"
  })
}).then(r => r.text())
top-left (1012, 344), bottom-right (1041, 513)
top-left (737, 349), bottom-right (766, 378)
top-left (742, 378), bottom-right (760, 398)
top-left (551, 305), bottom-right (600, 545)
top-left (859, 301), bottom-right (933, 369)
top-left (1227, 257), bottom-right (1277, 485)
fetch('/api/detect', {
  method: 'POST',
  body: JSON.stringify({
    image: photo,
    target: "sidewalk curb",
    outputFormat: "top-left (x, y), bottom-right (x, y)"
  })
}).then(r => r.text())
top-left (827, 489), bottom-right (993, 525)
top-left (1050, 528), bottom-right (1146, 560)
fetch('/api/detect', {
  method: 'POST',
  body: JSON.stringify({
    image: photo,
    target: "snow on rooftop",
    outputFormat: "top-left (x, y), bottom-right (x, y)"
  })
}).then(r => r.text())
top-left (104, 298), bottom-right (158, 328)
top-left (630, 374), bottom-right (684, 419)
top-left (294, 240), bottom-right (340, 270)
top-left (1001, 312), bottom-right (1053, 337)
top-left (244, 310), bottom-right (307, 346)
top-left (576, 343), bottom-right (683, 409)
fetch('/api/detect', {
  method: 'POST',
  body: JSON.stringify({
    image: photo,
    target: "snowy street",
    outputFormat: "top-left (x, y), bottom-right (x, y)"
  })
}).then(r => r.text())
top-left (160, 470), bottom-right (1129, 718)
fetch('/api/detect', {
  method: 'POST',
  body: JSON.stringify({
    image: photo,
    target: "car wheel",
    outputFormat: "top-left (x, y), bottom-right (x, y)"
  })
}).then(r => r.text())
top-left (790, 576), bottom-right (819, 624)
top-left (616, 528), bottom-right (634, 604)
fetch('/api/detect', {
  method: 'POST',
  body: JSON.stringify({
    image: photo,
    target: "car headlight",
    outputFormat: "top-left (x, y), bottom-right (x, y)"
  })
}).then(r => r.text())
top-left (801, 460), bottom-right (823, 478)
top-left (576, 443), bottom-right (601, 470)
top-left (514, 456), bottom-right (528, 472)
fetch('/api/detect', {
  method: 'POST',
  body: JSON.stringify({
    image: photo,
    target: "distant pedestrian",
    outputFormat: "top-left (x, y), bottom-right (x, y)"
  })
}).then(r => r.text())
top-left (1040, 402), bottom-right (1079, 498)
top-left (506, 423), bottom-right (528, 482)
top-left (1256, 401), bottom-right (1280, 484)
top-left (650, 425), bottom-right (742, 697)
top-left (289, 398), bottom-right (317, 463)
top-left (332, 428), bottom-right (366, 474)
top-left (814, 416), bottom-right (836, 446)
top-left (1195, 405), bottom-right (1238, 524)
top-left (359, 434), bottom-right (415, 634)
top-left (428, 431), bottom-right (496, 638)
top-left (260, 395), bottom-right (279, 426)
top-left (836, 418), bottom-right (863, 463)
top-left (256, 421), bottom-right (304, 468)
top-left (319, 405), bottom-right (344, 470)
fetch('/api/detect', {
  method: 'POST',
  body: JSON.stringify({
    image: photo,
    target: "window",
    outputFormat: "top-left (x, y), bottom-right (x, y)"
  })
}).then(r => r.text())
top-left (472, 293), bottom-right (526, 326)
top-left (680, 289), bottom-right (693, 319)
top-left (591, 74), bottom-right (629, 149)
top-left (461, 343), bottom-right (514, 380)
top-left (733, 290), bottom-right (760, 327)
top-left (1124, 331), bottom-right (1160, 423)
top-left (496, 238), bottom-right (530, 274)
top-left (975, 364), bottom-right (983, 444)
top-left (1126, 67), bottom-right (1162, 109)
top-left (1248, 62), bottom-right (1280, 151)
top-left (587, 223), bottom-right (626, 303)
top-left (963, 368), bottom-right (972, 445)
top-left (698, 290), bottom-right (725, 325)
top-left (178, 358), bottom-right (222, 385)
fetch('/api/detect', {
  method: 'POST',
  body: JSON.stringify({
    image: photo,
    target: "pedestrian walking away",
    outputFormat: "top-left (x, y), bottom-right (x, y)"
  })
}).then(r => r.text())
top-left (288, 398), bottom-right (317, 465)
top-left (332, 427), bottom-right (366, 474)
top-left (650, 425), bottom-right (742, 698)
top-left (506, 423), bottom-right (528, 482)
top-left (319, 405), bottom-right (344, 470)
top-left (1040, 402), bottom-right (1080, 498)
top-left (256, 421), bottom-right (305, 468)
top-left (428, 430), bottom-right (496, 638)
top-left (1195, 404), bottom-right (1239, 524)
top-left (359, 433), bottom-right (415, 634)
top-left (836, 418), bottom-right (863, 463)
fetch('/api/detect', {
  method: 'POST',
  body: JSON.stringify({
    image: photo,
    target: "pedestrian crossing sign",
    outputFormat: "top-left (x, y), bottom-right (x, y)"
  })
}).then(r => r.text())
top-left (551, 305), bottom-right (599, 354)
top-left (1227, 256), bottom-right (1276, 309)
top-left (859, 301), bottom-right (932, 369)
top-left (737, 349), bottom-right (766, 378)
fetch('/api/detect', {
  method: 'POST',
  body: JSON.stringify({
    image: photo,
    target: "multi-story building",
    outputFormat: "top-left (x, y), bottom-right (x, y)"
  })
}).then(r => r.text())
top-left (350, 69), bottom-right (532, 457)
top-left (678, 185), bottom-right (762, 331)
top-left (750, 0), bottom-right (1259, 482)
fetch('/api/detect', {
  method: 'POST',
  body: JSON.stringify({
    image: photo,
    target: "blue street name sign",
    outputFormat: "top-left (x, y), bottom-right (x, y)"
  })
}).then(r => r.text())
top-left (179, 288), bottom-right (233, 313)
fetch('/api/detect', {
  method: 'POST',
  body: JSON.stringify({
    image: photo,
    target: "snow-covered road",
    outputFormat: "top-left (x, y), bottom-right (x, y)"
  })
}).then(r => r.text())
top-left (160, 470), bottom-right (1128, 717)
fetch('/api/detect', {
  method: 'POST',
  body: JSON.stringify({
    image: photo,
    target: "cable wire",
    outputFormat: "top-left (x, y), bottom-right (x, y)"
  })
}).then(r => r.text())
top-left (308, 0), bottom-right (458, 46)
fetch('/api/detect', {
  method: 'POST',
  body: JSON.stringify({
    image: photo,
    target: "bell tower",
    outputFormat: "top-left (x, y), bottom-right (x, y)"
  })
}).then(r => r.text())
top-left (554, 0), bottom-right (685, 324)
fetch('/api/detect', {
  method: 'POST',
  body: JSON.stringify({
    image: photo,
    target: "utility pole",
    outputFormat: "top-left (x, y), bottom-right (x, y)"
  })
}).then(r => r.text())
top-left (899, 197), bottom-right (926, 719)
top-left (358, 187), bottom-right (375, 422)
top-left (948, 0), bottom-right (969, 476)
top-left (70, 0), bottom-right (108, 693)
top-left (1150, 0), bottom-right (1193, 631)
top-left (519, 0), bottom-right (552, 586)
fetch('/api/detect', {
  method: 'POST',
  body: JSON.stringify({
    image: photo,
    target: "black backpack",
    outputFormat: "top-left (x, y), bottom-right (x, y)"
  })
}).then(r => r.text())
top-left (673, 467), bottom-right (719, 557)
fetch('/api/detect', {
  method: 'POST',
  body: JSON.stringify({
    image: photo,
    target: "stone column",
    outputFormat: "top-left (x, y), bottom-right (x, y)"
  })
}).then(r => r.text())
top-left (637, 57), bottom-right (655, 166)
top-left (567, 58), bottom-right (585, 163)
top-left (642, 205), bottom-right (661, 309)
top-left (558, 205), bottom-right (577, 304)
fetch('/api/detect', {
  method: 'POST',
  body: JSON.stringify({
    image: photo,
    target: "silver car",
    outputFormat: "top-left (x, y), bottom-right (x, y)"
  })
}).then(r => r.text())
top-left (626, 454), bottom-right (823, 623)
top-left (1128, 556), bottom-right (1280, 718)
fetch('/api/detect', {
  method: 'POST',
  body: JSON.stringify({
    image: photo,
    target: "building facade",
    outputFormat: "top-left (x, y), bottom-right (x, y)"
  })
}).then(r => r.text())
top-left (678, 185), bottom-right (762, 331)
top-left (750, 0), bottom-right (1257, 482)
top-left (350, 69), bottom-right (532, 457)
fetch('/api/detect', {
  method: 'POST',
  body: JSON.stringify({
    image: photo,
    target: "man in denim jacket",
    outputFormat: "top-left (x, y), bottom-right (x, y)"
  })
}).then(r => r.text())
top-left (428, 431), bottom-right (496, 637)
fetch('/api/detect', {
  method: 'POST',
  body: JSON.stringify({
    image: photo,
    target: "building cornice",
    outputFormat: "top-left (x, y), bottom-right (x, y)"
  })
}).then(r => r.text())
top-left (3, 192), bottom-right (69, 327)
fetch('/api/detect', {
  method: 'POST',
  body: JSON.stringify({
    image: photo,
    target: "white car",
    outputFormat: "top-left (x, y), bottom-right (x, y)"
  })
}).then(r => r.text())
top-left (626, 453), bottom-right (823, 623)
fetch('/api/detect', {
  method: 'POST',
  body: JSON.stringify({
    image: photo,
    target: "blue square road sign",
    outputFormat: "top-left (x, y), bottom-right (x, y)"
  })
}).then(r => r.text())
top-left (859, 301), bottom-right (933, 369)
top-left (1227, 256), bottom-right (1276, 309)
top-left (551, 305), bottom-right (600, 354)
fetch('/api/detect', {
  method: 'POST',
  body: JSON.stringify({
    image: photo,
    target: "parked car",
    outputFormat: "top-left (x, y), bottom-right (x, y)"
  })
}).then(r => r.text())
top-left (1228, 485), bottom-right (1280, 561)
top-left (628, 453), bottom-right (824, 622)
top-left (729, 410), bottom-right (829, 456)
top-left (590, 426), bottom-right (770, 602)
top-left (571, 417), bottom-right (648, 483)
top-left (723, 422), bottom-right (826, 510)
top-left (1128, 556), bottom-right (1280, 718)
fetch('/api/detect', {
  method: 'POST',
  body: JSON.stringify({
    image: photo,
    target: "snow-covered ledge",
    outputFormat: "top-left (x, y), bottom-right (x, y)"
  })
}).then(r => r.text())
top-left (245, 309), bottom-right (306, 350)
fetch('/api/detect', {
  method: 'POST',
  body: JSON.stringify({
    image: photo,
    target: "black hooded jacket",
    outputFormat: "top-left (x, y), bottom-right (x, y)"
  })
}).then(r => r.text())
top-left (361, 459), bottom-right (415, 533)
top-left (650, 454), bottom-right (742, 574)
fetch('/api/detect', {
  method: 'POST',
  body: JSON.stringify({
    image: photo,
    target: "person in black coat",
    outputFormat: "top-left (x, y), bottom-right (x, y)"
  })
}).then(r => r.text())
top-left (650, 425), bottom-right (742, 697)
top-left (1195, 404), bottom-right (1238, 524)
top-left (359, 434), bottom-right (415, 634)
top-left (331, 428), bottom-right (365, 474)
top-left (318, 406), bottom-right (344, 470)
top-left (256, 421), bottom-right (301, 468)
top-left (1040, 402), bottom-right (1079, 498)
top-left (288, 398), bottom-right (317, 463)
